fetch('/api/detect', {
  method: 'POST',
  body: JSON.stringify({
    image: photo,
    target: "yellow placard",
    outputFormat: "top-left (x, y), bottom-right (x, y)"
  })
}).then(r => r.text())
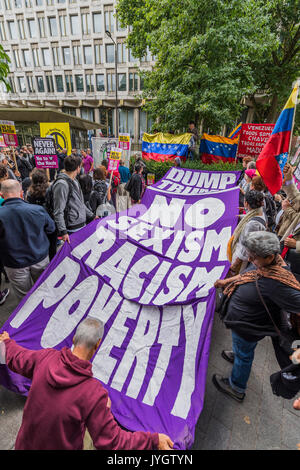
top-left (119, 135), bottom-right (130, 143)
top-left (0, 124), bottom-right (16, 134)
top-left (40, 122), bottom-right (72, 155)
top-left (110, 149), bottom-right (122, 160)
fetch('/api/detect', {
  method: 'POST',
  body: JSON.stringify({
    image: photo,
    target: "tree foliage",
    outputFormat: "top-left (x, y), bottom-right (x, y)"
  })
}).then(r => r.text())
top-left (0, 45), bottom-right (10, 91)
top-left (117, 0), bottom-right (299, 132)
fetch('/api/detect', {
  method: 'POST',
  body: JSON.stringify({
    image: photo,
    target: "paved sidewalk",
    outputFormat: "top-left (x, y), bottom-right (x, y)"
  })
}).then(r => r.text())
top-left (0, 281), bottom-right (299, 451)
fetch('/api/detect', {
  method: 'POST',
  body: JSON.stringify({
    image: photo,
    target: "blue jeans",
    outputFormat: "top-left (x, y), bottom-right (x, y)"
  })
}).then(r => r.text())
top-left (229, 331), bottom-right (258, 393)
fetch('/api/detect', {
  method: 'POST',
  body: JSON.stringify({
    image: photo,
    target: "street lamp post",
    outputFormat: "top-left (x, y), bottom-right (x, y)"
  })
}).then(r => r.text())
top-left (105, 30), bottom-right (118, 139)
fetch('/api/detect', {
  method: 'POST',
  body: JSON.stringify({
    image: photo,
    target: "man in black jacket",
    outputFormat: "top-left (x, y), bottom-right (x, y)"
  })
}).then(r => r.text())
top-left (213, 231), bottom-right (300, 402)
top-left (126, 163), bottom-right (145, 204)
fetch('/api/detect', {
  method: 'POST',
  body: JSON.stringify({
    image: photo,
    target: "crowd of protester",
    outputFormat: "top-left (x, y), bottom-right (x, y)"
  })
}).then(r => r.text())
top-left (0, 145), bottom-right (300, 449)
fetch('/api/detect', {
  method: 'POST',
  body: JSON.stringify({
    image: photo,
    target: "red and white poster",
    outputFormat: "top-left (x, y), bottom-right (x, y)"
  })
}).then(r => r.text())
top-left (237, 123), bottom-right (275, 159)
top-left (0, 120), bottom-right (18, 147)
top-left (107, 159), bottom-right (120, 172)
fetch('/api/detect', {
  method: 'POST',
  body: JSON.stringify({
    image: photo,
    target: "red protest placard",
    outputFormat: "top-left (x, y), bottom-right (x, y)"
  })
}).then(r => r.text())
top-left (237, 123), bottom-right (275, 159)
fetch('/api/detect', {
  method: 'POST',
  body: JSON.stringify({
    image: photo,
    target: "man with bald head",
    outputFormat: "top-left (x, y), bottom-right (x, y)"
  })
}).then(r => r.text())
top-left (0, 179), bottom-right (55, 302)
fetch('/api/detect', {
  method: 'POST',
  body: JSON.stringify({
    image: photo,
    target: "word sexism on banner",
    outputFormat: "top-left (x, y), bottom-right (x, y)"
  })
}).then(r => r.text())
top-left (32, 137), bottom-right (58, 170)
top-left (237, 123), bottom-right (275, 159)
top-left (0, 168), bottom-right (240, 449)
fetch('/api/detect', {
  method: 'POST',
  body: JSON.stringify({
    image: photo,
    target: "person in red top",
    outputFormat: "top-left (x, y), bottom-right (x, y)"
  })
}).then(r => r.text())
top-left (0, 317), bottom-right (173, 450)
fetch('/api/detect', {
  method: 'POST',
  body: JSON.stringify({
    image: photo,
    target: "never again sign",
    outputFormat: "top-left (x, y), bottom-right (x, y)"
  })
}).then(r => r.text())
top-left (33, 137), bottom-right (58, 169)
top-left (0, 169), bottom-right (240, 449)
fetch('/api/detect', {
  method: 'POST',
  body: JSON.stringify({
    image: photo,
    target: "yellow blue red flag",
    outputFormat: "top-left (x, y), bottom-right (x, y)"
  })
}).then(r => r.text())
top-left (142, 132), bottom-right (192, 161)
top-left (228, 122), bottom-right (242, 139)
top-left (200, 134), bottom-right (239, 163)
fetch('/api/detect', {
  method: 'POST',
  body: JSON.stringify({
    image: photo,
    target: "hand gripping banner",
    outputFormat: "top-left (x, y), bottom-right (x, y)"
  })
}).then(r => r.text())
top-left (0, 168), bottom-right (240, 449)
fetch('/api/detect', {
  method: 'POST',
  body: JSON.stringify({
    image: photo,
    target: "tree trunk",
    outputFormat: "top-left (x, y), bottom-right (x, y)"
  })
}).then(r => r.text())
top-left (266, 94), bottom-right (278, 122)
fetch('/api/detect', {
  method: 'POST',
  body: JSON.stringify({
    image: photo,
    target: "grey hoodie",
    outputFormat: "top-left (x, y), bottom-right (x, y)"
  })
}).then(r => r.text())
top-left (52, 173), bottom-right (93, 235)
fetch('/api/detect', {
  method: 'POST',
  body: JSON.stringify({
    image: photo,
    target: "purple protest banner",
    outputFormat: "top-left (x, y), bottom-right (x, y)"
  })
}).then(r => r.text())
top-left (0, 168), bottom-right (240, 449)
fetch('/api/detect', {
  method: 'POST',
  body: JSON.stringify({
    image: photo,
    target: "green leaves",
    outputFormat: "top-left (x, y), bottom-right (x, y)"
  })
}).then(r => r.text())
top-left (0, 45), bottom-right (11, 91)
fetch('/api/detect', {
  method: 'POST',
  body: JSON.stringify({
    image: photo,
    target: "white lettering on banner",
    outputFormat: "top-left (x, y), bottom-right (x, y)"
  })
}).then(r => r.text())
top-left (171, 302), bottom-right (207, 419)
top-left (177, 230), bottom-right (204, 263)
top-left (140, 226), bottom-right (174, 253)
top-left (184, 197), bottom-right (225, 229)
top-left (165, 230), bottom-right (186, 258)
top-left (165, 168), bottom-right (237, 190)
top-left (196, 172), bottom-right (220, 189)
top-left (154, 265), bottom-right (193, 305)
top-left (143, 306), bottom-right (182, 406)
top-left (41, 276), bottom-right (99, 348)
top-left (176, 265), bottom-right (225, 302)
top-left (92, 300), bottom-right (140, 384)
top-left (95, 242), bottom-right (137, 290)
top-left (166, 167), bottom-right (184, 182)
top-left (71, 225), bottom-right (115, 269)
top-left (139, 194), bottom-right (186, 228)
top-left (87, 284), bottom-right (122, 325)
top-left (110, 305), bottom-right (160, 398)
top-left (139, 261), bottom-right (172, 304)
top-left (107, 215), bottom-right (137, 231)
top-left (122, 255), bottom-right (160, 299)
top-left (126, 222), bottom-right (154, 241)
top-left (199, 226), bottom-right (232, 262)
top-left (10, 257), bottom-right (80, 329)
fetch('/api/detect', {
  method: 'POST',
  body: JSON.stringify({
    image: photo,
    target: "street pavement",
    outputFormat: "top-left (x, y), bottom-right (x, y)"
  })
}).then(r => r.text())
top-left (0, 279), bottom-right (299, 451)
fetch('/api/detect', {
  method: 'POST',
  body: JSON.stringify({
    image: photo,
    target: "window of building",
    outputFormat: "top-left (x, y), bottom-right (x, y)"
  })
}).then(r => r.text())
top-left (116, 15), bottom-right (126, 32)
top-left (25, 0), bottom-right (32, 6)
top-left (93, 12), bottom-right (101, 33)
top-left (52, 46), bottom-right (60, 66)
top-left (85, 73), bottom-right (94, 92)
top-left (105, 44), bottom-right (114, 63)
top-left (32, 48), bottom-right (40, 66)
top-left (104, 9), bottom-right (114, 33)
top-left (13, 49), bottom-right (21, 68)
top-left (81, 107), bottom-right (94, 121)
top-left (7, 21), bottom-right (17, 40)
top-left (129, 48), bottom-right (138, 62)
top-left (117, 42), bottom-right (126, 63)
top-left (118, 73), bottom-right (126, 91)
top-left (22, 49), bottom-right (32, 67)
top-left (59, 15), bottom-right (69, 36)
top-left (62, 106), bottom-right (76, 115)
top-left (42, 48), bottom-right (51, 66)
top-left (48, 17), bottom-right (58, 36)
top-left (73, 45), bottom-right (82, 65)
top-left (4, 0), bottom-right (11, 8)
top-left (94, 43), bottom-right (102, 64)
top-left (36, 0), bottom-right (43, 5)
top-left (57, 0), bottom-right (65, 3)
top-left (17, 19), bottom-right (26, 39)
top-left (83, 45), bottom-right (92, 65)
top-left (28, 19), bottom-right (37, 38)
top-left (0, 22), bottom-right (6, 41)
top-left (81, 13), bottom-right (90, 35)
top-left (140, 110), bottom-right (153, 137)
top-left (38, 17), bottom-right (46, 37)
top-left (8, 76), bottom-right (16, 93)
top-left (55, 75), bottom-right (64, 92)
top-left (27, 75), bottom-right (35, 93)
top-left (36, 75), bottom-right (44, 92)
top-left (65, 73), bottom-right (74, 92)
top-left (18, 76), bottom-right (26, 93)
top-left (45, 74), bottom-right (54, 92)
top-left (15, 0), bottom-right (22, 8)
top-left (107, 71), bottom-right (115, 92)
top-left (118, 108), bottom-right (134, 138)
top-left (96, 74), bottom-right (104, 91)
top-left (46, 0), bottom-right (53, 5)
top-left (70, 14), bottom-right (79, 35)
top-left (129, 72), bottom-right (138, 91)
top-left (75, 74), bottom-right (83, 92)
top-left (62, 46), bottom-right (71, 65)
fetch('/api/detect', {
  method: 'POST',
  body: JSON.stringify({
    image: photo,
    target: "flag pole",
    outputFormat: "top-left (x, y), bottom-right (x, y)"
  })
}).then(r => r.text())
top-left (288, 80), bottom-right (300, 159)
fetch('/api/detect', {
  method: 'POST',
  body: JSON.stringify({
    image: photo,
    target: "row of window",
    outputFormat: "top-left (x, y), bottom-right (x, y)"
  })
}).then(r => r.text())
top-left (8, 42), bottom-right (151, 69)
top-left (1, 0), bottom-right (91, 9)
top-left (0, 10), bottom-right (125, 41)
top-left (8, 71), bottom-right (142, 94)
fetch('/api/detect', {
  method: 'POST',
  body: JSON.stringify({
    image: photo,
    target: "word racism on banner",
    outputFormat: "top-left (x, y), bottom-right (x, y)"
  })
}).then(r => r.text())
top-left (0, 120), bottom-right (18, 147)
top-left (0, 168), bottom-right (240, 449)
top-left (33, 137), bottom-right (58, 169)
top-left (237, 123), bottom-right (275, 158)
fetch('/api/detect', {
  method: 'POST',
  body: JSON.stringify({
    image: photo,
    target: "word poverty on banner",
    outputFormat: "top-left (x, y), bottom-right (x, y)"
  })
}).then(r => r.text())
top-left (119, 133), bottom-right (131, 151)
top-left (0, 120), bottom-right (18, 147)
top-left (33, 137), bottom-right (58, 169)
top-left (0, 168), bottom-right (240, 450)
top-left (107, 159), bottom-right (120, 172)
top-left (237, 123), bottom-right (275, 158)
top-left (110, 148), bottom-right (122, 160)
top-left (40, 122), bottom-right (72, 155)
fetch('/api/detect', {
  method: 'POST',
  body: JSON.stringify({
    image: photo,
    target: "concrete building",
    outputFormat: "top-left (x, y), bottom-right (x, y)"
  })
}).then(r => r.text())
top-left (0, 0), bottom-right (154, 147)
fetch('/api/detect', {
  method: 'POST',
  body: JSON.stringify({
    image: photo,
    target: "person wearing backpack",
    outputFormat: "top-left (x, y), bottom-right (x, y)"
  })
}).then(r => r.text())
top-left (125, 163), bottom-right (145, 205)
top-left (50, 155), bottom-right (94, 244)
top-left (89, 166), bottom-right (112, 215)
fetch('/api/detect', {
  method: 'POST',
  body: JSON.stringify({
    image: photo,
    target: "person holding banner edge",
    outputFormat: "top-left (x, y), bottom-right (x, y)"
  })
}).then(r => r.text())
top-left (0, 317), bottom-right (174, 450)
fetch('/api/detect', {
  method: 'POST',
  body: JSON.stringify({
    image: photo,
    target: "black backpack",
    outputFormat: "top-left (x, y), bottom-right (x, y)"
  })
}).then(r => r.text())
top-left (45, 175), bottom-right (74, 221)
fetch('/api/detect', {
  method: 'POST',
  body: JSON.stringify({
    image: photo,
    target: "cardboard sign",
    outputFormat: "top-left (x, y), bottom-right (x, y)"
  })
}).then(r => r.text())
top-left (237, 123), bottom-right (275, 158)
top-left (33, 137), bottom-right (58, 169)
top-left (0, 120), bottom-right (18, 147)
top-left (147, 173), bottom-right (155, 185)
top-left (107, 159), bottom-right (120, 172)
top-left (119, 133), bottom-right (131, 151)
top-left (110, 148), bottom-right (122, 160)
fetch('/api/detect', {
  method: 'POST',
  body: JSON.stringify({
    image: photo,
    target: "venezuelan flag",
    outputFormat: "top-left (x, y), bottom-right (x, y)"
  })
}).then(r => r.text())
top-left (256, 83), bottom-right (299, 195)
top-left (228, 122), bottom-right (242, 139)
top-left (199, 134), bottom-right (239, 164)
top-left (142, 132), bottom-right (191, 161)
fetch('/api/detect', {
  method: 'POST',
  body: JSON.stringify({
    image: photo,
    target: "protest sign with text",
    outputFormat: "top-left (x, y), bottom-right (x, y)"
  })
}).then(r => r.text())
top-left (237, 123), bottom-right (275, 159)
top-left (33, 137), bottom-right (58, 169)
